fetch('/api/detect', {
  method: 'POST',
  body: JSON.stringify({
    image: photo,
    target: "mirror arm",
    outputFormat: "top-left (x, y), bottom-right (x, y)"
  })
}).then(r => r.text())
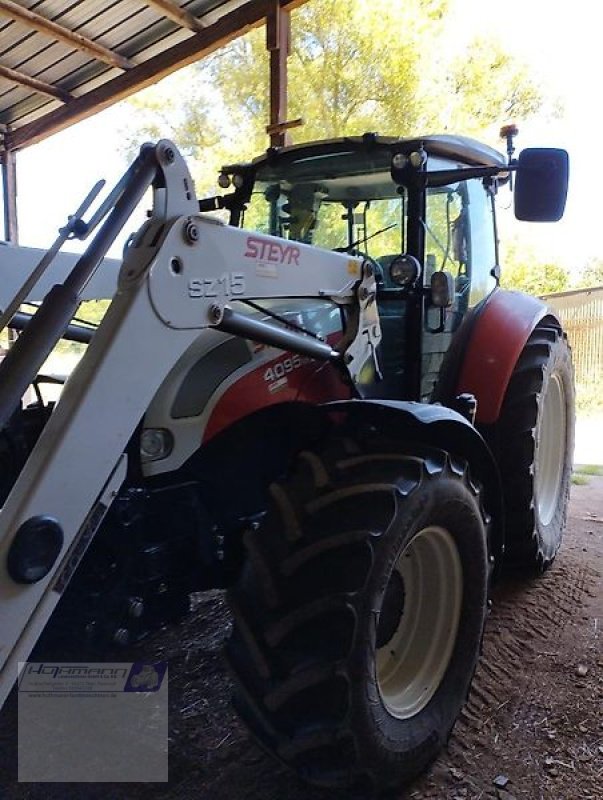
top-left (424, 164), bottom-right (516, 188)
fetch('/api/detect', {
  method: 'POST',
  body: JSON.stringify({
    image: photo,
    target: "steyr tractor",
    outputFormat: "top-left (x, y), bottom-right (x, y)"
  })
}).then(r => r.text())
top-left (0, 130), bottom-right (572, 792)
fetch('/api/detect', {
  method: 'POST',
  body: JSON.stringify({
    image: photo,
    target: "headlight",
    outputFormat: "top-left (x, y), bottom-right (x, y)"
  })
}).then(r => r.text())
top-left (140, 428), bottom-right (174, 462)
top-left (409, 150), bottom-right (427, 168)
top-left (391, 152), bottom-right (408, 170)
top-left (389, 254), bottom-right (421, 287)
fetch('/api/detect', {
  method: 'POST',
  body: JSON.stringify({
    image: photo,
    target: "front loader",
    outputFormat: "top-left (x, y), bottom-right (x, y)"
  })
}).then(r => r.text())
top-left (0, 131), bottom-right (571, 792)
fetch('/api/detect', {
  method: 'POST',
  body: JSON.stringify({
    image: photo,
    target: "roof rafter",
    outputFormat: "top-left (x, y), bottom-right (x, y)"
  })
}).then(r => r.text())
top-left (6, 0), bottom-right (308, 151)
top-left (0, 62), bottom-right (72, 103)
top-left (145, 0), bottom-right (205, 33)
top-left (0, 0), bottom-right (135, 71)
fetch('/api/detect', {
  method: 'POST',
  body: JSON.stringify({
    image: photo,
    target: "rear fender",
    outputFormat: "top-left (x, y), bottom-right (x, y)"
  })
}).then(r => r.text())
top-left (453, 289), bottom-right (560, 425)
top-left (324, 399), bottom-right (504, 574)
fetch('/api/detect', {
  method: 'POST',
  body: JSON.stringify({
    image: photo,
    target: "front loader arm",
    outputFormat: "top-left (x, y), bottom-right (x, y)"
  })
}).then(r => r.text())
top-left (0, 142), bottom-right (380, 707)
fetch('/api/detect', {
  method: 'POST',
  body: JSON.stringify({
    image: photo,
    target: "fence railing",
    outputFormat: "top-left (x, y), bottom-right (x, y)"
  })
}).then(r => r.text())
top-left (541, 286), bottom-right (603, 385)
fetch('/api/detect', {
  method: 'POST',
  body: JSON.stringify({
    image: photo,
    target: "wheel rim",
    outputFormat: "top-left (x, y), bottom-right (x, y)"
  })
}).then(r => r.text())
top-left (535, 373), bottom-right (566, 527)
top-left (376, 525), bottom-right (463, 719)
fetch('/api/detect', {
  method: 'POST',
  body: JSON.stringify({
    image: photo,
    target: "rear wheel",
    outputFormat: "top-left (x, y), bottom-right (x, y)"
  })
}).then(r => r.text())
top-left (226, 435), bottom-right (490, 792)
top-left (495, 322), bottom-right (574, 569)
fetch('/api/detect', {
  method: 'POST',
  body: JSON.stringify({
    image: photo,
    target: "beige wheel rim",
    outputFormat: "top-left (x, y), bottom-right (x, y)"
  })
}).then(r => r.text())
top-left (376, 525), bottom-right (463, 719)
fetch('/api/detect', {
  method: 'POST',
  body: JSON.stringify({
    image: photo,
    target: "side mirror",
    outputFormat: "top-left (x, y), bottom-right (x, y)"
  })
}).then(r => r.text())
top-left (514, 148), bottom-right (569, 222)
top-left (430, 270), bottom-right (454, 307)
top-left (426, 270), bottom-right (454, 334)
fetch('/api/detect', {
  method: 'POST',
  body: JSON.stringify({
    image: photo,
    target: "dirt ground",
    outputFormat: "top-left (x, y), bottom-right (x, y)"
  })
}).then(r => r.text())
top-left (0, 478), bottom-right (601, 800)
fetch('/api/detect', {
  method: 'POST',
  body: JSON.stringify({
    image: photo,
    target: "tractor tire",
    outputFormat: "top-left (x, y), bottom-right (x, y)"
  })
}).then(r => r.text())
top-left (495, 322), bottom-right (574, 570)
top-left (226, 436), bottom-right (490, 792)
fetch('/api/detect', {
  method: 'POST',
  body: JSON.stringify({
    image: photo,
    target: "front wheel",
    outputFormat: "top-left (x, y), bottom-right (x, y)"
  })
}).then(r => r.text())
top-left (226, 435), bottom-right (490, 792)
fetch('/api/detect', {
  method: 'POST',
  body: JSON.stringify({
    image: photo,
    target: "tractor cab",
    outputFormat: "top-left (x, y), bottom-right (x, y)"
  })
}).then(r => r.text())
top-left (205, 133), bottom-right (567, 401)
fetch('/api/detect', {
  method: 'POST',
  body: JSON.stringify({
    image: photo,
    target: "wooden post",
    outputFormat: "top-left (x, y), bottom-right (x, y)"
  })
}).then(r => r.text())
top-left (2, 146), bottom-right (18, 244)
top-left (2, 143), bottom-right (19, 345)
top-left (266, 2), bottom-right (291, 148)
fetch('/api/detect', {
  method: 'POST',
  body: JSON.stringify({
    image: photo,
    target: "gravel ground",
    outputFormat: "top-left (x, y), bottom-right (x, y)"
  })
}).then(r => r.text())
top-left (0, 479), bottom-right (601, 800)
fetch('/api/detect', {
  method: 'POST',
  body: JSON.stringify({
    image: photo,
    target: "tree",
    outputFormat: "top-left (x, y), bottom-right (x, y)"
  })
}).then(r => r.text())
top-left (501, 260), bottom-right (569, 296)
top-left (436, 37), bottom-right (545, 136)
top-left (499, 238), bottom-right (569, 296)
top-left (121, 0), bottom-right (551, 194)
top-left (573, 257), bottom-right (603, 289)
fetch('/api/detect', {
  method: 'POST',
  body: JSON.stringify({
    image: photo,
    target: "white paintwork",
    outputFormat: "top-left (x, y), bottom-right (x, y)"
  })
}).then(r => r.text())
top-left (142, 299), bottom-right (343, 476)
top-left (0, 245), bottom-right (121, 305)
top-left (147, 219), bottom-right (360, 329)
top-left (3, 456), bottom-right (127, 701)
top-left (0, 141), bottom-right (379, 708)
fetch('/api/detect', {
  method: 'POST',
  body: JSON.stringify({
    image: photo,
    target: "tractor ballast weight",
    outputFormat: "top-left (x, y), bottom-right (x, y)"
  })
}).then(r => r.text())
top-left (0, 133), bottom-right (572, 792)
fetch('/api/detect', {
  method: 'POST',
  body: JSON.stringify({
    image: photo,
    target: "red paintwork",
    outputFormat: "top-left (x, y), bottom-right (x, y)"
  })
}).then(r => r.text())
top-left (202, 337), bottom-right (352, 442)
top-left (204, 288), bottom-right (551, 438)
top-left (456, 288), bottom-right (555, 425)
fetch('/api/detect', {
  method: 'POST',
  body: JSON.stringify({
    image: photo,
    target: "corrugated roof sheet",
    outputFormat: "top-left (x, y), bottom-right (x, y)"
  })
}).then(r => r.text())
top-left (0, 1), bottom-right (304, 150)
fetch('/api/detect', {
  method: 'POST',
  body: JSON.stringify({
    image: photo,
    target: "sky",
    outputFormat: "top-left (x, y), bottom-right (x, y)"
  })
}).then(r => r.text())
top-left (8, 0), bottom-right (601, 273)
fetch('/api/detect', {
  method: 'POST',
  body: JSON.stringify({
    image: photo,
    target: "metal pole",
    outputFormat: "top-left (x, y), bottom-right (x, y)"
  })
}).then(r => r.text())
top-left (0, 146), bottom-right (159, 429)
top-left (0, 180), bottom-right (104, 336)
top-left (216, 306), bottom-right (340, 362)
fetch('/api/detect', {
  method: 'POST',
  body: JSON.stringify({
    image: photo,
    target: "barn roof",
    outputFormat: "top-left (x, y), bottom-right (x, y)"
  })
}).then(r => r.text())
top-left (0, 0), bottom-right (305, 151)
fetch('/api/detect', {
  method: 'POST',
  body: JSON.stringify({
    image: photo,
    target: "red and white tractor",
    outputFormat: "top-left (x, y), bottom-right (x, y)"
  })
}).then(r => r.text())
top-left (0, 130), bottom-right (572, 792)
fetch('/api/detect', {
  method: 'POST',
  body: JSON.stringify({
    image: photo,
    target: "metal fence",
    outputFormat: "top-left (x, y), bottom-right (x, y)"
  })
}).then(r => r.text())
top-left (541, 286), bottom-right (603, 384)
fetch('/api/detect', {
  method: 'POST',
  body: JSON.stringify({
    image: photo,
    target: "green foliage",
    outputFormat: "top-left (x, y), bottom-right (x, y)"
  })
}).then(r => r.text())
top-left (122, 72), bottom-right (221, 162)
top-left (574, 464), bottom-right (603, 476)
top-left (285, 0), bottom-right (439, 140)
top-left (499, 237), bottom-right (569, 296)
top-left (121, 0), bottom-right (549, 193)
top-left (77, 300), bottom-right (109, 326)
top-left (573, 257), bottom-right (603, 289)
top-left (438, 37), bottom-right (545, 135)
top-left (501, 259), bottom-right (568, 296)
top-left (49, 299), bottom-right (108, 356)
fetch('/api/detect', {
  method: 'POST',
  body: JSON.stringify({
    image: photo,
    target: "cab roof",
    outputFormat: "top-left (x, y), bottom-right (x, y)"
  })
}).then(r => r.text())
top-left (250, 134), bottom-right (507, 171)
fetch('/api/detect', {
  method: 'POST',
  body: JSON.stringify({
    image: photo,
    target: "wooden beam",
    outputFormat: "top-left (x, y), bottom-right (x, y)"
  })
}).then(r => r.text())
top-left (6, 0), bottom-right (308, 152)
top-left (266, 117), bottom-right (302, 135)
top-left (145, 0), bottom-right (205, 33)
top-left (0, 63), bottom-right (72, 103)
top-left (2, 146), bottom-right (18, 243)
top-left (0, 0), bottom-right (134, 71)
top-left (266, 0), bottom-right (290, 148)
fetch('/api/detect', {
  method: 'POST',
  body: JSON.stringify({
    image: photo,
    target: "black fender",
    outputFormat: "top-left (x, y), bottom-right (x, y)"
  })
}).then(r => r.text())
top-left (323, 398), bottom-right (504, 576)
top-left (162, 400), bottom-right (504, 585)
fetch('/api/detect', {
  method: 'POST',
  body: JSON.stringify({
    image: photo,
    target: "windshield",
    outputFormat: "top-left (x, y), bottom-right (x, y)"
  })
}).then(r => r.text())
top-left (235, 146), bottom-right (495, 303)
top-left (241, 148), bottom-right (407, 260)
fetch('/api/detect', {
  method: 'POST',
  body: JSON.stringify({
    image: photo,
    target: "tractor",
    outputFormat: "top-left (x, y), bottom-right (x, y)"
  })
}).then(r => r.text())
top-left (0, 130), bottom-right (571, 792)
